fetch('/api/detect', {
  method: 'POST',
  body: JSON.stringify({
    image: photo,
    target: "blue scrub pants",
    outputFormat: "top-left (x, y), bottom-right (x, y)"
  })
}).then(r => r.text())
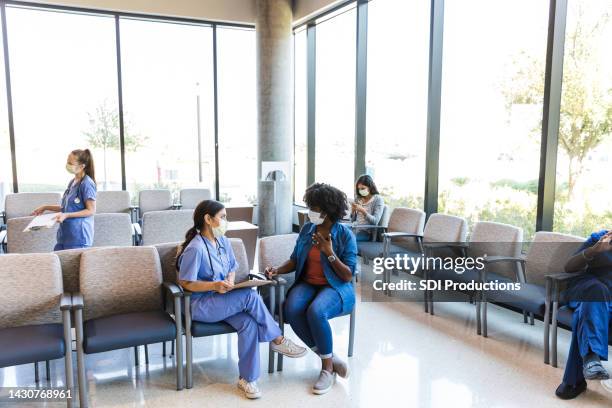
top-left (284, 281), bottom-right (343, 359)
top-left (562, 276), bottom-right (612, 386)
top-left (190, 288), bottom-right (281, 382)
top-left (53, 243), bottom-right (90, 251)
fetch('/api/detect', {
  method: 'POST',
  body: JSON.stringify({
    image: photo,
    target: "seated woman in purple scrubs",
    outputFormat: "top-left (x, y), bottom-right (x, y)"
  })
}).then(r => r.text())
top-left (176, 200), bottom-right (307, 399)
top-left (32, 149), bottom-right (97, 250)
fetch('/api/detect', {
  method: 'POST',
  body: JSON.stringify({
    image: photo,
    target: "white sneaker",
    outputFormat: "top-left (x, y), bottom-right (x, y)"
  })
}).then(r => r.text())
top-left (237, 378), bottom-right (262, 399)
top-left (312, 370), bottom-right (336, 395)
top-left (601, 379), bottom-right (612, 393)
top-left (271, 337), bottom-right (308, 358)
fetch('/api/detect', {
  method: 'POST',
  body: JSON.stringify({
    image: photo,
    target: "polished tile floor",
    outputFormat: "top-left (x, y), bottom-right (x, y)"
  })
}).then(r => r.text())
top-left (2, 263), bottom-right (611, 407)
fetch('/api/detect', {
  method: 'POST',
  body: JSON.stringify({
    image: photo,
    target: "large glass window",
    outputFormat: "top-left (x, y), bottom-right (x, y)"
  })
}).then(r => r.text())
top-left (120, 18), bottom-right (215, 203)
top-left (294, 28), bottom-right (308, 204)
top-left (314, 6), bottom-right (356, 196)
top-left (438, 0), bottom-right (549, 239)
top-left (366, 0), bottom-right (430, 210)
top-left (217, 27), bottom-right (257, 205)
top-left (553, 0), bottom-right (612, 237)
top-left (7, 6), bottom-right (119, 192)
top-left (0, 23), bottom-right (11, 211)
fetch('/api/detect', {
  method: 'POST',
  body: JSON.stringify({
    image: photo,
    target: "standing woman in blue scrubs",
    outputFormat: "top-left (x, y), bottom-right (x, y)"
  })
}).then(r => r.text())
top-left (32, 149), bottom-right (97, 250)
top-left (176, 200), bottom-right (307, 400)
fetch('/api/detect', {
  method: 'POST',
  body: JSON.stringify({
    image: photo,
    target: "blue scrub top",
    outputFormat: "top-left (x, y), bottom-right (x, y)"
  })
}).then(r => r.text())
top-left (56, 175), bottom-right (96, 247)
top-left (178, 235), bottom-right (238, 301)
top-left (289, 221), bottom-right (358, 315)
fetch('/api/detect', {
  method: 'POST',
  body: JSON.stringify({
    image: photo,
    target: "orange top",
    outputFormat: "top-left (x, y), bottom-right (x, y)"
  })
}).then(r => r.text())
top-left (303, 246), bottom-right (328, 286)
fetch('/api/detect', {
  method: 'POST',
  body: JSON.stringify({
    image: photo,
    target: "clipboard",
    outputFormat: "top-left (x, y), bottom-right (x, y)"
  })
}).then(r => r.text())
top-left (23, 213), bottom-right (59, 232)
top-left (231, 279), bottom-right (274, 290)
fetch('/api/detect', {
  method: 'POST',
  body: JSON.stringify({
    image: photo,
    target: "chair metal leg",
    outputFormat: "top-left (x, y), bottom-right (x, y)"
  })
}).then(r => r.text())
top-left (348, 306), bottom-right (356, 357)
top-left (134, 346), bottom-right (139, 366)
top-left (529, 313), bottom-right (534, 326)
top-left (523, 311), bottom-right (528, 324)
top-left (543, 280), bottom-right (551, 365)
top-left (144, 344), bottom-right (149, 365)
top-left (45, 361), bottom-right (50, 381)
top-left (170, 340), bottom-right (175, 357)
top-left (277, 284), bottom-right (286, 372)
top-left (62, 309), bottom-right (75, 408)
top-left (162, 342), bottom-right (166, 357)
top-left (74, 308), bottom-right (88, 408)
top-left (185, 297), bottom-right (193, 389)
top-left (34, 362), bottom-right (39, 383)
top-left (268, 287), bottom-right (276, 373)
top-left (476, 301), bottom-right (482, 335)
top-left (551, 301), bottom-right (559, 367)
top-left (482, 300), bottom-right (488, 338)
top-left (174, 296), bottom-right (184, 391)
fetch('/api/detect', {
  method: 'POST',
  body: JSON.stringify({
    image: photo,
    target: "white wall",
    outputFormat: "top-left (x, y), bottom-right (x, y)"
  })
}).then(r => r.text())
top-left (292, 0), bottom-right (347, 24)
top-left (23, 0), bottom-right (257, 24)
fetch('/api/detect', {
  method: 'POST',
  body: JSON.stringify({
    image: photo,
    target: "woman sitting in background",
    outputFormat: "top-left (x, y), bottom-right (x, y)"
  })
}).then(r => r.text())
top-left (350, 174), bottom-right (385, 242)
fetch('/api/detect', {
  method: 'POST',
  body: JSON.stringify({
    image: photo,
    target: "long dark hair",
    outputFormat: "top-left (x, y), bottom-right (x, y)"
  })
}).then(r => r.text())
top-left (355, 174), bottom-right (379, 197)
top-left (72, 149), bottom-right (96, 184)
top-left (175, 199), bottom-right (225, 270)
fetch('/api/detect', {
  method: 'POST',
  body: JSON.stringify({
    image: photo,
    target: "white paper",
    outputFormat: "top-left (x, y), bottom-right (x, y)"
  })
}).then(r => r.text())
top-left (231, 279), bottom-right (274, 290)
top-left (23, 213), bottom-right (59, 232)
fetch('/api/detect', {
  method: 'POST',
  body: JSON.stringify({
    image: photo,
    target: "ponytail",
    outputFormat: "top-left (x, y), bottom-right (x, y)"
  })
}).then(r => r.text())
top-left (72, 148), bottom-right (96, 184)
top-left (175, 199), bottom-right (226, 271)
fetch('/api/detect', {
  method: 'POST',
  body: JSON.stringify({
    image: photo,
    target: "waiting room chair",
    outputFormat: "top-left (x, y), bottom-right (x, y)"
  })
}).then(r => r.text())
top-left (138, 189), bottom-right (173, 219)
top-left (258, 233), bottom-right (357, 372)
top-left (95, 190), bottom-right (131, 214)
top-left (7, 216), bottom-right (58, 253)
top-left (0, 253), bottom-right (74, 407)
top-left (482, 231), bottom-right (583, 363)
top-left (427, 221), bottom-right (523, 334)
top-left (73, 246), bottom-right (183, 407)
top-left (92, 213), bottom-right (134, 247)
top-left (179, 188), bottom-right (212, 210)
top-left (140, 209), bottom-right (194, 246)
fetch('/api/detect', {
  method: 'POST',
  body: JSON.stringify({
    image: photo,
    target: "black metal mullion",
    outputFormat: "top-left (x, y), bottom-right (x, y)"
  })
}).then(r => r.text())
top-left (212, 25), bottom-right (220, 200)
top-left (423, 0), bottom-right (444, 216)
top-left (354, 0), bottom-right (367, 180)
top-left (537, 0), bottom-right (567, 232)
top-left (114, 15), bottom-right (127, 191)
top-left (306, 23), bottom-right (316, 186)
top-left (1, 3), bottom-right (17, 192)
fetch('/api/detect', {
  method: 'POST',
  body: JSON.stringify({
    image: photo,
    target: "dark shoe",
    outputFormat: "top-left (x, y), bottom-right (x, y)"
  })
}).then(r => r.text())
top-left (555, 381), bottom-right (587, 400)
top-left (583, 360), bottom-right (610, 380)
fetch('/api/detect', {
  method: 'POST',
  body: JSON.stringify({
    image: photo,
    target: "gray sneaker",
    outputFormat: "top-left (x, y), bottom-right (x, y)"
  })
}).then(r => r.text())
top-left (312, 370), bottom-right (336, 395)
top-left (583, 361), bottom-right (610, 380)
top-left (332, 355), bottom-right (350, 379)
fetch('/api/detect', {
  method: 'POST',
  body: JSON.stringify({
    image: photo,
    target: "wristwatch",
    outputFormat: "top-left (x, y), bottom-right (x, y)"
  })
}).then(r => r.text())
top-left (327, 254), bottom-right (337, 263)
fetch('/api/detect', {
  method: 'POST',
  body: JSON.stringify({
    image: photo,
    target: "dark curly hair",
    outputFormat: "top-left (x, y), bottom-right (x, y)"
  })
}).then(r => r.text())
top-left (303, 183), bottom-right (348, 223)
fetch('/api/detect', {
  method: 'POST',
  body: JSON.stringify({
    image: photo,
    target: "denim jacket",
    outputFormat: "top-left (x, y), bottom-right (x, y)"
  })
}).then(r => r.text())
top-left (289, 221), bottom-right (358, 314)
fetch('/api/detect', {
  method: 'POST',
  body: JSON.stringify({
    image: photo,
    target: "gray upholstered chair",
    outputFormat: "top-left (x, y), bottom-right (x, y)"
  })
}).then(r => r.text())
top-left (0, 253), bottom-right (74, 402)
top-left (72, 246), bottom-right (183, 407)
top-left (138, 189), bottom-right (173, 218)
top-left (427, 221), bottom-right (523, 333)
top-left (181, 238), bottom-right (276, 388)
top-left (351, 204), bottom-right (390, 243)
top-left (7, 216), bottom-right (58, 253)
top-left (141, 209), bottom-right (194, 246)
top-left (96, 190), bottom-right (131, 214)
top-left (4, 192), bottom-right (62, 220)
top-left (482, 231), bottom-right (583, 363)
top-left (92, 213), bottom-right (134, 247)
top-left (358, 207), bottom-right (425, 263)
top-left (55, 247), bottom-right (91, 294)
top-left (259, 233), bottom-right (357, 371)
top-left (179, 188), bottom-right (212, 210)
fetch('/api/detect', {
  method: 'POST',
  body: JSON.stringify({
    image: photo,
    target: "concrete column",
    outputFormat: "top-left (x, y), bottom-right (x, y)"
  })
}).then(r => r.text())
top-left (256, 0), bottom-right (293, 236)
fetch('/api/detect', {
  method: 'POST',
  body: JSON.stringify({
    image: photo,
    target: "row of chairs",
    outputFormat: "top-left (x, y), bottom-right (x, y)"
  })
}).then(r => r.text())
top-left (352, 206), bottom-right (609, 367)
top-left (0, 238), bottom-right (278, 408)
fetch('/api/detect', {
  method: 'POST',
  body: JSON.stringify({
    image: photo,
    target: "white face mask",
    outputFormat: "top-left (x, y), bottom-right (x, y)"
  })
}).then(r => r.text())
top-left (212, 218), bottom-right (228, 238)
top-left (308, 210), bottom-right (325, 226)
top-left (66, 163), bottom-right (81, 175)
top-left (358, 188), bottom-right (369, 197)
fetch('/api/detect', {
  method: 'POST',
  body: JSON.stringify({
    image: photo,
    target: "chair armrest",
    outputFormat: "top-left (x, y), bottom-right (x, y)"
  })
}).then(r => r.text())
top-left (352, 224), bottom-right (387, 230)
top-left (483, 255), bottom-right (526, 265)
top-left (132, 223), bottom-right (142, 235)
top-left (72, 292), bottom-right (84, 310)
top-left (423, 242), bottom-right (469, 250)
top-left (60, 293), bottom-right (72, 311)
top-left (546, 271), bottom-right (584, 282)
top-left (163, 282), bottom-right (183, 297)
top-left (272, 276), bottom-right (288, 286)
top-left (383, 232), bottom-right (423, 239)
